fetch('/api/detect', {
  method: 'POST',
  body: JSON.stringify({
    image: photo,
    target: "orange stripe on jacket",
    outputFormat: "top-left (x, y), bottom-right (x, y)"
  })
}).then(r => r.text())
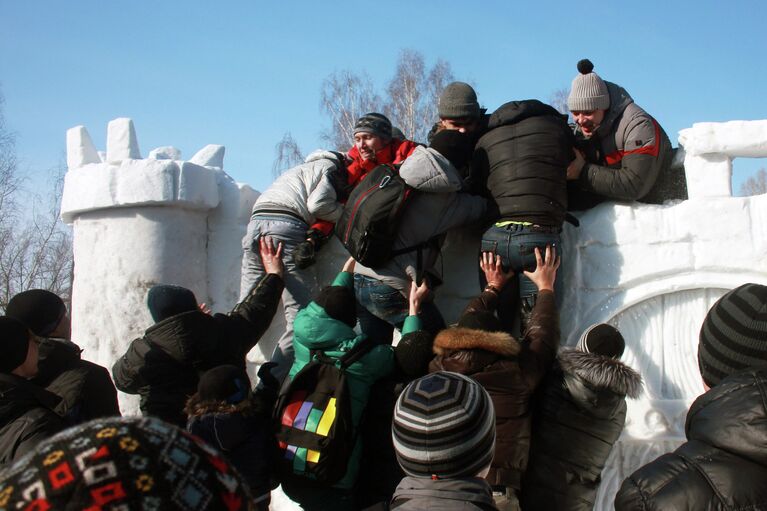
top-left (604, 119), bottom-right (661, 166)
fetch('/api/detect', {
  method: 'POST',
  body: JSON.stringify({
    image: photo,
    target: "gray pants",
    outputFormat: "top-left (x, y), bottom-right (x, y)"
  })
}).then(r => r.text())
top-left (240, 213), bottom-right (319, 384)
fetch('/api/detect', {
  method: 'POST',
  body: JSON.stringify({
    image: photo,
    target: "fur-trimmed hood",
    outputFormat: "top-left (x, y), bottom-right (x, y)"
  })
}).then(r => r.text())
top-left (184, 394), bottom-right (253, 418)
top-left (558, 348), bottom-right (643, 399)
top-left (433, 327), bottom-right (521, 357)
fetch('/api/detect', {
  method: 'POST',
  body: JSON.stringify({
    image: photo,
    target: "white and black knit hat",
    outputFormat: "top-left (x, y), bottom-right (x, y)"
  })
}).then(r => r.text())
top-left (392, 371), bottom-right (495, 479)
top-left (698, 283), bottom-right (767, 387)
top-left (567, 59), bottom-right (610, 112)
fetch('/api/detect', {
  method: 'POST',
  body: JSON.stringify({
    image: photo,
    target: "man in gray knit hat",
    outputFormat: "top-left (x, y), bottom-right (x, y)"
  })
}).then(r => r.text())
top-left (566, 59), bottom-right (685, 208)
top-left (615, 283), bottom-right (767, 510)
top-left (436, 82), bottom-right (488, 137)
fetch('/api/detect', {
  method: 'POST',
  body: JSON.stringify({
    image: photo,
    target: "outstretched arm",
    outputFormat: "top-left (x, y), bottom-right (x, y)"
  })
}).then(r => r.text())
top-left (521, 245), bottom-right (561, 379)
top-left (461, 252), bottom-right (514, 316)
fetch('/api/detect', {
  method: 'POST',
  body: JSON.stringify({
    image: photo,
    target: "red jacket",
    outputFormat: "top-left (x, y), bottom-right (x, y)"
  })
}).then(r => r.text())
top-left (311, 138), bottom-right (418, 236)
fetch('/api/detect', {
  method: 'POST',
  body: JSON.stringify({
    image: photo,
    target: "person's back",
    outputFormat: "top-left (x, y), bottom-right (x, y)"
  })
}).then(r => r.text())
top-left (615, 283), bottom-right (767, 510)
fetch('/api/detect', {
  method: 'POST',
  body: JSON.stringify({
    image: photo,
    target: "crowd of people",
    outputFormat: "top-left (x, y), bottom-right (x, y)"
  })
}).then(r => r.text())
top-left (0, 59), bottom-right (761, 511)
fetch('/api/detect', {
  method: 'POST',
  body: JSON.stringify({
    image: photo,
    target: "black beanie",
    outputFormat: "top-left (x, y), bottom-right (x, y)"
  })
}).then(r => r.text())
top-left (314, 286), bottom-right (357, 328)
top-left (0, 316), bottom-right (31, 373)
top-left (698, 283), bottom-right (767, 387)
top-left (146, 285), bottom-right (198, 323)
top-left (428, 130), bottom-right (474, 171)
top-left (458, 311), bottom-right (502, 332)
top-left (197, 365), bottom-right (251, 404)
top-left (6, 289), bottom-right (67, 337)
top-left (577, 323), bottom-right (625, 359)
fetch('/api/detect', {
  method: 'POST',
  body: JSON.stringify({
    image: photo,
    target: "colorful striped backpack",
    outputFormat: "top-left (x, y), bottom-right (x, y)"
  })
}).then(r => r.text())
top-left (273, 339), bottom-right (376, 485)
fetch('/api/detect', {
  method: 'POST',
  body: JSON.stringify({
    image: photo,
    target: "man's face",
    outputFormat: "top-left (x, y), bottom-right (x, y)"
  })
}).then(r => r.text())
top-left (440, 117), bottom-right (480, 134)
top-left (354, 132), bottom-right (387, 161)
top-left (571, 109), bottom-right (606, 138)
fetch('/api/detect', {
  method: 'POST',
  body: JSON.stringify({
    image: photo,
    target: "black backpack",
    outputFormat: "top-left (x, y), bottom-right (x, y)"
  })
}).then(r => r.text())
top-left (334, 164), bottom-right (417, 268)
top-left (273, 339), bottom-right (376, 486)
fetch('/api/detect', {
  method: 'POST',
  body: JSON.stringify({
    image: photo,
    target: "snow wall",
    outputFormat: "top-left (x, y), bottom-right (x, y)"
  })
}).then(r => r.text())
top-left (61, 118), bottom-right (767, 510)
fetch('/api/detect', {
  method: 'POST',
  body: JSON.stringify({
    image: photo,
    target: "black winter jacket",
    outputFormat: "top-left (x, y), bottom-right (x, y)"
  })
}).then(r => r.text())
top-left (614, 368), bottom-right (767, 510)
top-left (33, 338), bottom-right (120, 423)
top-left (0, 373), bottom-right (66, 466)
top-left (473, 100), bottom-right (574, 227)
top-left (112, 273), bottom-right (284, 427)
top-left (391, 476), bottom-right (497, 511)
top-left (521, 348), bottom-right (642, 511)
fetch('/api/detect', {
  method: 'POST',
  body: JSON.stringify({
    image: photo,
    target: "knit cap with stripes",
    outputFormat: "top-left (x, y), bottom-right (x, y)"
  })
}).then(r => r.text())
top-left (698, 283), bottom-right (767, 387)
top-left (392, 371), bottom-right (495, 479)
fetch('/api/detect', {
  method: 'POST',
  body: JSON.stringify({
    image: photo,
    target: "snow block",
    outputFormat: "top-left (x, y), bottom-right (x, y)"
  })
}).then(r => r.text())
top-left (106, 118), bottom-right (141, 162)
top-left (148, 146), bottom-right (181, 160)
top-left (190, 144), bottom-right (225, 168)
top-left (66, 125), bottom-right (101, 169)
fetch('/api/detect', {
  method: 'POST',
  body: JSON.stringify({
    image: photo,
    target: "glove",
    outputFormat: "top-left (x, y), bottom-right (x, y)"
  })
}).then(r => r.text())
top-left (293, 241), bottom-right (316, 269)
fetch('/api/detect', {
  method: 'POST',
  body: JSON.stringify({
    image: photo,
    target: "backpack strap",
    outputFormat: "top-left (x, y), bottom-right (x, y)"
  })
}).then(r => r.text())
top-left (390, 235), bottom-right (441, 285)
top-left (310, 336), bottom-right (378, 371)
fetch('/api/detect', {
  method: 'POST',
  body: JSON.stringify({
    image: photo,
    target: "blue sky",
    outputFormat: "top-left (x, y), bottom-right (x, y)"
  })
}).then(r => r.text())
top-left (1, 0), bottom-right (765, 193)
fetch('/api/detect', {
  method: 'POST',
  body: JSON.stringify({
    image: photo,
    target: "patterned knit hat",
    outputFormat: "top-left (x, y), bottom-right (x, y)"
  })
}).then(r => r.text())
top-left (438, 82), bottom-right (481, 119)
top-left (353, 113), bottom-right (392, 140)
top-left (392, 371), bottom-right (495, 479)
top-left (0, 416), bottom-right (254, 510)
top-left (698, 283), bottom-right (767, 387)
top-left (567, 59), bottom-right (610, 112)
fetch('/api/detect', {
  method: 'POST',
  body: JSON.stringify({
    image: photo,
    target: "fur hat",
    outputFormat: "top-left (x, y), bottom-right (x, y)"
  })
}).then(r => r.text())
top-left (698, 283), bottom-right (767, 387)
top-left (314, 286), bottom-right (357, 328)
top-left (392, 371), bottom-right (495, 479)
top-left (0, 416), bottom-right (254, 510)
top-left (567, 59), bottom-right (610, 112)
top-left (146, 285), bottom-right (198, 323)
top-left (438, 82), bottom-right (481, 119)
top-left (6, 289), bottom-right (67, 337)
top-left (0, 316), bottom-right (30, 373)
top-left (353, 113), bottom-right (392, 140)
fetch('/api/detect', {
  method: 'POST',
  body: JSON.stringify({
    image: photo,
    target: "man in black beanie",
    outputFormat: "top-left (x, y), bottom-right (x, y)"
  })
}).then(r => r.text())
top-left (0, 316), bottom-right (66, 464)
top-left (6, 289), bottom-right (120, 422)
top-left (615, 283), bottom-right (767, 510)
top-left (113, 236), bottom-right (285, 427)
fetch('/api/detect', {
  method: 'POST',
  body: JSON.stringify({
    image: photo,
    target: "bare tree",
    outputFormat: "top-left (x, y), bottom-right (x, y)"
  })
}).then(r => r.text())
top-left (739, 167), bottom-right (767, 196)
top-left (0, 90), bottom-right (73, 310)
top-left (549, 88), bottom-right (571, 121)
top-left (272, 132), bottom-right (305, 178)
top-left (319, 70), bottom-right (382, 151)
top-left (384, 50), bottom-right (454, 144)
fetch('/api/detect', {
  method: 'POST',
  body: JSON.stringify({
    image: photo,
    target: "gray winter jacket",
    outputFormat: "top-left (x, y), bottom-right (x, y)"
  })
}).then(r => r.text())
top-left (391, 476), bottom-right (498, 510)
top-left (575, 82), bottom-right (679, 203)
top-left (251, 150), bottom-right (345, 225)
top-left (355, 146), bottom-right (487, 294)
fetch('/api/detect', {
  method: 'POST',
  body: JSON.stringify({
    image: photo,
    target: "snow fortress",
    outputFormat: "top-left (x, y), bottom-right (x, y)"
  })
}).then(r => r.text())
top-left (61, 118), bottom-right (767, 509)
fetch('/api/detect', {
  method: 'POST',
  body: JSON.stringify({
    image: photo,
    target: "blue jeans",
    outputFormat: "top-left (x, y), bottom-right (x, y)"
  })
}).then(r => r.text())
top-left (481, 223), bottom-right (561, 335)
top-left (353, 274), bottom-right (445, 344)
top-left (240, 213), bottom-right (318, 384)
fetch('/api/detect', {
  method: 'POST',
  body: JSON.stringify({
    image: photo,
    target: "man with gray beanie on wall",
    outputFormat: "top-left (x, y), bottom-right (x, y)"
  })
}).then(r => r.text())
top-left (614, 283), bottom-right (767, 510)
top-left (435, 82), bottom-right (489, 139)
top-left (566, 59), bottom-right (686, 209)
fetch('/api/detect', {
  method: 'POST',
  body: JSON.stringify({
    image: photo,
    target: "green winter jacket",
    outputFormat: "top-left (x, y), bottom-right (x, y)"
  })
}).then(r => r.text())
top-left (288, 271), bottom-right (399, 489)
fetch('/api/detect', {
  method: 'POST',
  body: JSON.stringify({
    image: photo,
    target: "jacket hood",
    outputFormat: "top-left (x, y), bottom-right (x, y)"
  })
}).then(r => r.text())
top-left (399, 146), bottom-right (463, 193)
top-left (392, 475), bottom-right (496, 510)
top-left (433, 327), bottom-right (521, 357)
top-left (600, 81), bottom-right (634, 134)
top-left (292, 302), bottom-right (359, 350)
top-left (304, 149), bottom-right (343, 165)
top-left (557, 348), bottom-right (643, 399)
top-left (686, 368), bottom-right (767, 466)
top-left (487, 99), bottom-right (565, 131)
top-left (184, 394), bottom-right (253, 418)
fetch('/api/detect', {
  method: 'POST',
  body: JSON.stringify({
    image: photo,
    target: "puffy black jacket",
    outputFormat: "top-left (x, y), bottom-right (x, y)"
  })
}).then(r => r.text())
top-left (521, 348), bottom-right (642, 511)
top-left (473, 100), bottom-right (574, 227)
top-left (33, 338), bottom-right (120, 423)
top-left (112, 273), bottom-right (284, 427)
top-left (614, 368), bottom-right (767, 510)
top-left (0, 373), bottom-right (66, 466)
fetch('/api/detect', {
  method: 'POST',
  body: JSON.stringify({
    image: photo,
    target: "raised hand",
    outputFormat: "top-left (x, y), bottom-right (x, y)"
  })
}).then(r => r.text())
top-left (523, 245), bottom-right (560, 292)
top-left (259, 236), bottom-right (284, 278)
top-left (480, 251), bottom-right (514, 291)
top-left (409, 279), bottom-right (430, 316)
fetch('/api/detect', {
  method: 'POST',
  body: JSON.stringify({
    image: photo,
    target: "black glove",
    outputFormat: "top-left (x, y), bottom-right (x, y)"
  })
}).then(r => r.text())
top-left (293, 241), bottom-right (316, 269)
